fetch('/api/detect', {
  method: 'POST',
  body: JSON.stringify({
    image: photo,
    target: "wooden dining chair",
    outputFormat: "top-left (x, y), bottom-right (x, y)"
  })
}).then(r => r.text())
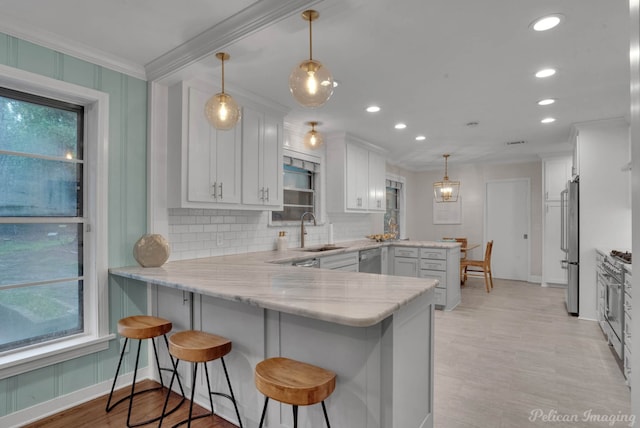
top-left (460, 240), bottom-right (493, 293)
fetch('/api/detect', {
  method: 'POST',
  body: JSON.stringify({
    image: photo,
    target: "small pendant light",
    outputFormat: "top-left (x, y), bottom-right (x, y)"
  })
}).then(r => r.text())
top-left (433, 154), bottom-right (460, 202)
top-left (205, 52), bottom-right (241, 130)
top-left (289, 10), bottom-right (334, 108)
top-left (303, 121), bottom-right (323, 149)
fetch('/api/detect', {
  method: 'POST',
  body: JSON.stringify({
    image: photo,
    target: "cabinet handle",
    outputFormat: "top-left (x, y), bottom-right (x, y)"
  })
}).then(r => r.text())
top-left (265, 187), bottom-right (270, 201)
top-left (212, 182), bottom-right (217, 199)
top-left (260, 187), bottom-right (264, 201)
top-left (218, 182), bottom-right (223, 199)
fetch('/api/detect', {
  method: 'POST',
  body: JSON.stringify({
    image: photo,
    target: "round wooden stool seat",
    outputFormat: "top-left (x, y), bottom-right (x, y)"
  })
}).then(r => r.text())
top-left (117, 315), bottom-right (172, 339)
top-left (255, 357), bottom-right (336, 406)
top-left (168, 330), bottom-right (232, 362)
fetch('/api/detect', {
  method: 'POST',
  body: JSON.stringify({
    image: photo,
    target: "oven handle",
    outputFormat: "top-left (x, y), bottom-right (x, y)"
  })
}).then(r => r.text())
top-left (560, 188), bottom-right (568, 253)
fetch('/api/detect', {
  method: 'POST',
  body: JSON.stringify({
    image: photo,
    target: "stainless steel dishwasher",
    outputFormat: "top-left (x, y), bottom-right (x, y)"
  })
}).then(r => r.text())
top-left (359, 248), bottom-right (381, 274)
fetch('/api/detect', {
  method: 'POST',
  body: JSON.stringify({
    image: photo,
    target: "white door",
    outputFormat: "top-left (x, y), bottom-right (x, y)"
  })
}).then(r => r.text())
top-left (485, 179), bottom-right (530, 281)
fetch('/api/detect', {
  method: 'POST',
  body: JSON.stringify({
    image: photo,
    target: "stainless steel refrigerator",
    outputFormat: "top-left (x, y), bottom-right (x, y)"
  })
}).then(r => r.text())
top-left (560, 179), bottom-right (579, 315)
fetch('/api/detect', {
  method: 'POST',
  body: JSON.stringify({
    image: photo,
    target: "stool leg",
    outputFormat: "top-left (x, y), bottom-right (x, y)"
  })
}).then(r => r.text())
top-left (158, 359), bottom-right (180, 428)
top-left (203, 361), bottom-right (216, 417)
top-left (258, 397), bottom-right (269, 428)
top-left (186, 362), bottom-right (199, 428)
top-left (125, 339), bottom-right (143, 427)
top-left (322, 401), bottom-right (332, 428)
top-left (220, 357), bottom-right (243, 428)
top-left (151, 337), bottom-right (164, 388)
top-left (292, 405), bottom-right (298, 428)
top-left (163, 334), bottom-right (186, 397)
top-left (105, 337), bottom-right (128, 411)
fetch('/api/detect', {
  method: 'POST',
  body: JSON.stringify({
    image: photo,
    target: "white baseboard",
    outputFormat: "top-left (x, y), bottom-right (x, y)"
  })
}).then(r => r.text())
top-left (529, 275), bottom-right (542, 284)
top-left (0, 368), bottom-right (149, 428)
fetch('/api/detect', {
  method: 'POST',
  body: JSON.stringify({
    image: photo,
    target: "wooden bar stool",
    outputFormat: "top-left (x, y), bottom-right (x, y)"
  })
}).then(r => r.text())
top-left (105, 315), bottom-right (185, 427)
top-left (158, 330), bottom-right (243, 428)
top-left (255, 357), bottom-right (336, 428)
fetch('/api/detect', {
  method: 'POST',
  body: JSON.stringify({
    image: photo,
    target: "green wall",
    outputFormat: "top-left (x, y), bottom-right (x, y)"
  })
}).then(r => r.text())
top-left (0, 33), bottom-right (149, 416)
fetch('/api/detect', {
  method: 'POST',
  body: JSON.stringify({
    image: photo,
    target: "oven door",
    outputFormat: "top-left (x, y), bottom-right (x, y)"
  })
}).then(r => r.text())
top-left (603, 273), bottom-right (624, 358)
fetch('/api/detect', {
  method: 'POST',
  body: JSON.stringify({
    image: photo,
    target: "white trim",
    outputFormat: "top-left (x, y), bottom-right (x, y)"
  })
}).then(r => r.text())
top-left (0, 63), bottom-right (111, 377)
top-left (147, 0), bottom-right (321, 82)
top-left (0, 21), bottom-right (145, 80)
top-left (0, 368), bottom-right (147, 428)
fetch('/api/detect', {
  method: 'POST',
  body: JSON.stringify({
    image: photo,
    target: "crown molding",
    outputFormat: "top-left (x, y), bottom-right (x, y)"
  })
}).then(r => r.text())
top-left (146, 0), bottom-right (321, 82)
top-left (0, 20), bottom-right (146, 80)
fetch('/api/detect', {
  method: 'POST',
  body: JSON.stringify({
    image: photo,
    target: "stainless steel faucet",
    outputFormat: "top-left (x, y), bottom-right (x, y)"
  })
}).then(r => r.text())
top-left (300, 211), bottom-right (317, 248)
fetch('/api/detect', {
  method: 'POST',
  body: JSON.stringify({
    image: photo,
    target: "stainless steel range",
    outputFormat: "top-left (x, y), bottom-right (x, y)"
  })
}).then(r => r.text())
top-left (597, 251), bottom-right (629, 359)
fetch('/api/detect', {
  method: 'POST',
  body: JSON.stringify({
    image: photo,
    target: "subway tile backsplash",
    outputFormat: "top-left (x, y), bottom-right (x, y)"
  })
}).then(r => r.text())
top-left (167, 208), bottom-right (373, 261)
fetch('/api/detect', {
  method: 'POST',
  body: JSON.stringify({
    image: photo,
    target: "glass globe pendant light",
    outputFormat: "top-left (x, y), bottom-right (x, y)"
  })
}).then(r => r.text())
top-left (303, 121), bottom-right (323, 149)
top-left (205, 52), bottom-right (241, 130)
top-left (289, 10), bottom-right (334, 107)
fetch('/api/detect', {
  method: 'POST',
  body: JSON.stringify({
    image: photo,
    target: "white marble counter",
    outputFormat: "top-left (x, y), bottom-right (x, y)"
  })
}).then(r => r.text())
top-left (109, 240), bottom-right (455, 327)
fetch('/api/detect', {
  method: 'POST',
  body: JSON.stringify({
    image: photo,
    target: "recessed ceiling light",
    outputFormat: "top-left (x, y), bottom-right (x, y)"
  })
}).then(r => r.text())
top-left (366, 105), bottom-right (380, 113)
top-left (541, 117), bottom-right (556, 123)
top-left (538, 98), bottom-right (556, 106)
top-left (395, 123), bottom-right (407, 130)
top-left (415, 135), bottom-right (426, 141)
top-left (531, 14), bottom-right (564, 32)
top-left (536, 68), bottom-right (556, 78)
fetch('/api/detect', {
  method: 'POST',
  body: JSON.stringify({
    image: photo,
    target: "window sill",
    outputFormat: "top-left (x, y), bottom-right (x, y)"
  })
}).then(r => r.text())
top-left (0, 333), bottom-right (115, 379)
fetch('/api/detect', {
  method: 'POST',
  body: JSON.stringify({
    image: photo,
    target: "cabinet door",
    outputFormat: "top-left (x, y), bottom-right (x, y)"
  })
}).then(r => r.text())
top-left (346, 143), bottom-right (368, 210)
top-left (544, 157), bottom-right (571, 201)
top-left (368, 151), bottom-right (386, 211)
top-left (393, 257), bottom-right (418, 277)
top-left (261, 114), bottom-right (282, 207)
top-left (214, 123), bottom-right (241, 204)
top-left (241, 107), bottom-right (263, 205)
top-left (187, 87), bottom-right (215, 202)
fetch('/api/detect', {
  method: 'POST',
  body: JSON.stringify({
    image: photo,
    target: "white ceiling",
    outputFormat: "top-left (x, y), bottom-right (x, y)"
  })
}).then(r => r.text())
top-left (0, 0), bottom-right (629, 171)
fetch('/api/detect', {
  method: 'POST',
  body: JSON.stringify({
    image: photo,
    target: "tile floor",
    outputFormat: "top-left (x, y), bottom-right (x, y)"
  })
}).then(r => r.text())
top-left (434, 278), bottom-right (632, 427)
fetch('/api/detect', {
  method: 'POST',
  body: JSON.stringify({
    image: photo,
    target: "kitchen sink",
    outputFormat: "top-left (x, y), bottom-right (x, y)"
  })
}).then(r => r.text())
top-left (301, 245), bottom-right (346, 252)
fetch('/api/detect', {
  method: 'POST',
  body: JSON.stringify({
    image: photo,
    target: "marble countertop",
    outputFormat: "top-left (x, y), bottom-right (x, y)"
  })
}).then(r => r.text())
top-left (109, 240), bottom-right (458, 327)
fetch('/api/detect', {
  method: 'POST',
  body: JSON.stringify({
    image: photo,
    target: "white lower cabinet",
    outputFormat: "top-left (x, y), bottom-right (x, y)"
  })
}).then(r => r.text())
top-left (391, 246), bottom-right (460, 311)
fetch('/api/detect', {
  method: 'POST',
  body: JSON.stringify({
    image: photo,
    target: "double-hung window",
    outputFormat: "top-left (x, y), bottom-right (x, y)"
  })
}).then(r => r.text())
top-left (0, 65), bottom-right (110, 378)
top-left (0, 88), bottom-right (84, 351)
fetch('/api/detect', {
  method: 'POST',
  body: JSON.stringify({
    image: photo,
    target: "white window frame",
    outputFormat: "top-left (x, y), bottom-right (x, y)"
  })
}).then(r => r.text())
top-left (386, 173), bottom-right (407, 240)
top-left (0, 64), bottom-right (112, 379)
top-left (269, 148), bottom-right (324, 226)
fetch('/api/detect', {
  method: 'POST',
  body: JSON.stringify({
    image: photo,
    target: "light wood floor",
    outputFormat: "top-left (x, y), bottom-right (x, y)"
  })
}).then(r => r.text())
top-left (435, 277), bottom-right (631, 428)
top-left (25, 278), bottom-right (631, 428)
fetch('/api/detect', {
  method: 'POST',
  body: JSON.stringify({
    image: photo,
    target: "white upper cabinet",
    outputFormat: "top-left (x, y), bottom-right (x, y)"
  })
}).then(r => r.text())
top-left (368, 151), bottom-right (386, 211)
top-left (543, 156), bottom-right (572, 201)
top-left (167, 79), bottom-right (286, 210)
top-left (242, 106), bottom-right (283, 208)
top-left (326, 132), bottom-right (387, 213)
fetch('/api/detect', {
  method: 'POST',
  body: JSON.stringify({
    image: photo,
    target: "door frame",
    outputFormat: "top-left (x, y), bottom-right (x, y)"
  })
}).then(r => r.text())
top-left (484, 178), bottom-right (531, 282)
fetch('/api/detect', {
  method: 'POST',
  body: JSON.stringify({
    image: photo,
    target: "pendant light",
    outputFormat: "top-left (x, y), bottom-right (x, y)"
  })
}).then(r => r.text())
top-left (433, 154), bottom-right (460, 202)
top-left (205, 52), bottom-right (241, 130)
top-left (289, 10), bottom-right (334, 108)
top-left (303, 121), bottom-right (323, 149)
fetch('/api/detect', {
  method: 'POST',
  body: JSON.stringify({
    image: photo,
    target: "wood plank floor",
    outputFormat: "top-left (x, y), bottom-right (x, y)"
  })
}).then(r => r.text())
top-left (25, 277), bottom-right (631, 427)
top-left (435, 277), bottom-right (631, 428)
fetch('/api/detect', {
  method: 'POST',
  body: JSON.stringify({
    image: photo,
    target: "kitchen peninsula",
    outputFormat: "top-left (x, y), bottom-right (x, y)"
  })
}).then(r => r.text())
top-left (109, 240), bottom-right (460, 428)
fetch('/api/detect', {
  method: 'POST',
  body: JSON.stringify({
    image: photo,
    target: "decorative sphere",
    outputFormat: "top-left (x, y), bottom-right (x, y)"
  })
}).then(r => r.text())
top-left (289, 59), bottom-right (334, 107)
top-left (133, 234), bottom-right (170, 267)
top-left (204, 93), bottom-right (241, 130)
